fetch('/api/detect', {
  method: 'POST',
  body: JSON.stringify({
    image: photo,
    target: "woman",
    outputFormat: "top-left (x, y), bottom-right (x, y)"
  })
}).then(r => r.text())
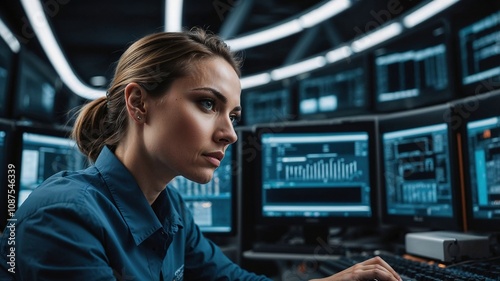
top-left (0, 28), bottom-right (401, 281)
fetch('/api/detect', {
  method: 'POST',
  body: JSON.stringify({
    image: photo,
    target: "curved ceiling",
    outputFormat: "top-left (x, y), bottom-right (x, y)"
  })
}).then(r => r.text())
top-left (0, 0), bottom-right (426, 93)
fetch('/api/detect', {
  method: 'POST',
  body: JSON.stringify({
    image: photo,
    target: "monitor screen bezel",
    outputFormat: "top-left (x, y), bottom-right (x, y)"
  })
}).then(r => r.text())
top-left (252, 119), bottom-right (379, 228)
top-left (378, 105), bottom-right (464, 231)
top-left (373, 19), bottom-right (456, 112)
top-left (455, 91), bottom-right (500, 232)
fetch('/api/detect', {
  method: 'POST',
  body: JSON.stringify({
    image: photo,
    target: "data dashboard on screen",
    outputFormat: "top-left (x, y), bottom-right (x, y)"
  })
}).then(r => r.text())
top-left (170, 146), bottom-right (235, 234)
top-left (458, 9), bottom-right (500, 96)
top-left (18, 130), bottom-right (87, 207)
top-left (296, 55), bottom-right (370, 119)
top-left (457, 93), bottom-right (500, 232)
top-left (379, 106), bottom-right (462, 230)
top-left (466, 117), bottom-right (500, 223)
top-left (241, 80), bottom-right (293, 126)
top-left (255, 121), bottom-right (377, 228)
top-left (374, 21), bottom-right (453, 112)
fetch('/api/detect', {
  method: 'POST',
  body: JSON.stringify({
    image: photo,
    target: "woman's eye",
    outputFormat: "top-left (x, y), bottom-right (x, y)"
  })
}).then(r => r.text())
top-left (200, 99), bottom-right (215, 111)
top-left (230, 115), bottom-right (241, 126)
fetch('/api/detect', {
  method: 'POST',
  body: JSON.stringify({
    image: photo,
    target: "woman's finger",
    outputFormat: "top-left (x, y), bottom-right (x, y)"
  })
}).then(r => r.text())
top-left (361, 256), bottom-right (402, 280)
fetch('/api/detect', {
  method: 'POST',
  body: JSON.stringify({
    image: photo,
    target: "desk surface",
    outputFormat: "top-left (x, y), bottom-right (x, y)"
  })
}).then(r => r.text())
top-left (243, 250), bottom-right (343, 261)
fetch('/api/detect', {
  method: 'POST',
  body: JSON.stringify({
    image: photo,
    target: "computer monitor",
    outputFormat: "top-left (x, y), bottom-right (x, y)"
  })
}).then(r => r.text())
top-left (456, 8), bottom-right (500, 97)
top-left (170, 145), bottom-right (236, 235)
top-left (241, 80), bottom-right (295, 126)
top-left (13, 49), bottom-right (63, 123)
top-left (456, 92), bottom-right (500, 232)
top-left (373, 21), bottom-right (454, 112)
top-left (296, 54), bottom-right (371, 119)
top-left (15, 124), bottom-right (88, 208)
top-left (379, 105), bottom-right (463, 231)
top-left (253, 120), bottom-right (377, 242)
top-left (0, 29), bottom-right (16, 118)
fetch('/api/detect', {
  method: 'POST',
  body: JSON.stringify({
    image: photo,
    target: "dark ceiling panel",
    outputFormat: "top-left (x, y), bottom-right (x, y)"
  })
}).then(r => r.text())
top-left (47, 0), bottom-right (164, 85)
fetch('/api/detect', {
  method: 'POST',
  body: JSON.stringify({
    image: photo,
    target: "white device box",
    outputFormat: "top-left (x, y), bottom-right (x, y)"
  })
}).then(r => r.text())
top-left (405, 230), bottom-right (490, 262)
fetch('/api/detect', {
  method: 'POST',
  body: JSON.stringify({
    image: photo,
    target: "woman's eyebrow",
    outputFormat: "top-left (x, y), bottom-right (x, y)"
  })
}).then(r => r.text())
top-left (193, 87), bottom-right (242, 112)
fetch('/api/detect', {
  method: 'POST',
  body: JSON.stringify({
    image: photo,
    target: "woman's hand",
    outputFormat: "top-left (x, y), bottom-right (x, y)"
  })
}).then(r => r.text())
top-left (310, 256), bottom-right (402, 281)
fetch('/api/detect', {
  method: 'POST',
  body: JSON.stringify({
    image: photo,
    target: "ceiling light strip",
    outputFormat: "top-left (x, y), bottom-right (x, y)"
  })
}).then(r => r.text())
top-left (245, 22), bottom-right (402, 89)
top-left (403, 0), bottom-right (459, 28)
top-left (240, 73), bottom-right (272, 89)
top-left (0, 17), bottom-right (21, 53)
top-left (21, 0), bottom-right (105, 99)
top-left (241, 0), bottom-right (461, 90)
top-left (226, 0), bottom-right (352, 51)
top-left (351, 22), bottom-right (403, 53)
top-left (271, 56), bottom-right (326, 81)
top-left (165, 0), bottom-right (183, 32)
top-left (299, 0), bottom-right (351, 28)
top-left (326, 46), bottom-right (352, 63)
top-left (227, 20), bottom-right (303, 51)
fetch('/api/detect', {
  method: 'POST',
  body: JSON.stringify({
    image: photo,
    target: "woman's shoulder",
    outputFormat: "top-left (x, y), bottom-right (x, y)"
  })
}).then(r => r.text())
top-left (15, 166), bottom-right (111, 220)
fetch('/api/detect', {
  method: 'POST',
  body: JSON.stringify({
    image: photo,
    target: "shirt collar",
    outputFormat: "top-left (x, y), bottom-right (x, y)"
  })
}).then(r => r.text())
top-left (94, 146), bottom-right (183, 245)
top-left (152, 188), bottom-right (184, 233)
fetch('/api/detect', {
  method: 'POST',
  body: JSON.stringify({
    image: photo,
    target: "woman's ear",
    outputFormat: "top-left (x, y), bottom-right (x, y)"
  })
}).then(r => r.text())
top-left (124, 83), bottom-right (146, 122)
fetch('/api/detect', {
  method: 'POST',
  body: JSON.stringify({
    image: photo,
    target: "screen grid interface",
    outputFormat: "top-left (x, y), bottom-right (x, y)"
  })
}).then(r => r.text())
top-left (171, 146), bottom-right (233, 233)
top-left (375, 44), bottom-right (448, 103)
top-left (466, 117), bottom-right (500, 220)
top-left (459, 11), bottom-right (500, 87)
top-left (374, 23), bottom-right (449, 104)
top-left (382, 124), bottom-right (454, 218)
top-left (260, 132), bottom-right (372, 218)
top-left (19, 132), bottom-right (86, 207)
top-left (299, 67), bottom-right (366, 115)
top-left (243, 89), bottom-right (290, 125)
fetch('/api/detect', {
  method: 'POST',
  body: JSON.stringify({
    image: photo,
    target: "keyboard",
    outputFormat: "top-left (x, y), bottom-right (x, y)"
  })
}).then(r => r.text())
top-left (319, 251), bottom-right (500, 281)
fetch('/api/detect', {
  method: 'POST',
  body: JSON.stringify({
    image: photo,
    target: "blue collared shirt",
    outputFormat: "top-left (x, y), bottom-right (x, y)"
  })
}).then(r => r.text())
top-left (0, 146), bottom-right (271, 281)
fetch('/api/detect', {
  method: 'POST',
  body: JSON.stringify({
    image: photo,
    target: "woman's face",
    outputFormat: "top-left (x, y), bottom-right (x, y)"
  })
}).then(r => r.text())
top-left (144, 57), bottom-right (241, 184)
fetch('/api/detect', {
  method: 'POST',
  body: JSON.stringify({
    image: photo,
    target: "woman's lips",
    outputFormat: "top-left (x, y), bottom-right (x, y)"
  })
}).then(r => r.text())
top-left (204, 151), bottom-right (224, 167)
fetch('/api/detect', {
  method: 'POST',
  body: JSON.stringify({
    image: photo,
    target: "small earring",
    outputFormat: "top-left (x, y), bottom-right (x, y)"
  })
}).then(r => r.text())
top-left (136, 115), bottom-right (142, 120)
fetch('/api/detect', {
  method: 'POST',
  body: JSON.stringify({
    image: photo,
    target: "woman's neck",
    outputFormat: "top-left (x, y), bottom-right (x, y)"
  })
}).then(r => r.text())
top-left (115, 141), bottom-right (173, 205)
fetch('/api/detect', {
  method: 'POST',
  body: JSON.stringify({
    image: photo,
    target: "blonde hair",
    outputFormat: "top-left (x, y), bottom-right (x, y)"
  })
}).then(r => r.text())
top-left (71, 28), bottom-right (241, 162)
